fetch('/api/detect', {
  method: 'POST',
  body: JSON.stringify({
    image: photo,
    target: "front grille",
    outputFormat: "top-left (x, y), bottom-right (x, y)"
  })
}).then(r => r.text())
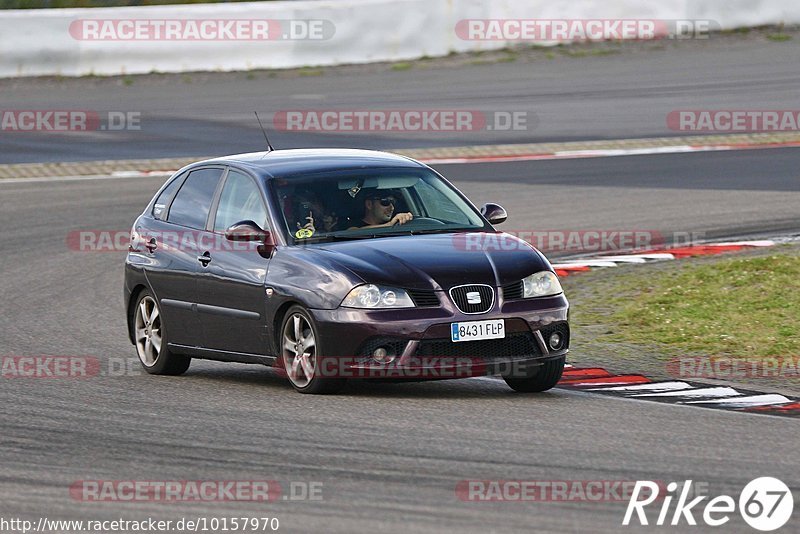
top-left (449, 284), bottom-right (495, 314)
top-left (408, 289), bottom-right (440, 307)
top-left (538, 322), bottom-right (570, 350)
top-left (502, 280), bottom-right (524, 300)
top-left (417, 332), bottom-right (541, 360)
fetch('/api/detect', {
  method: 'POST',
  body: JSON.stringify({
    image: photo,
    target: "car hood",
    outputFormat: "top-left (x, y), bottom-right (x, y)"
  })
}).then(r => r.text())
top-left (307, 232), bottom-right (550, 290)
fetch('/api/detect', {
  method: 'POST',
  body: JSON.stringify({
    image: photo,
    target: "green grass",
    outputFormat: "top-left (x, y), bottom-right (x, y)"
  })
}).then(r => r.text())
top-left (721, 27), bottom-right (752, 35)
top-left (559, 48), bottom-right (620, 58)
top-left (391, 62), bottom-right (413, 72)
top-left (574, 254), bottom-right (800, 359)
top-left (297, 68), bottom-right (323, 77)
top-left (766, 33), bottom-right (792, 42)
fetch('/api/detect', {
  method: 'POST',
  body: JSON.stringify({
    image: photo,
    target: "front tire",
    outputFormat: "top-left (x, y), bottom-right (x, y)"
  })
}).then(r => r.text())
top-left (132, 290), bottom-right (191, 375)
top-left (280, 305), bottom-right (346, 394)
top-left (503, 356), bottom-right (565, 393)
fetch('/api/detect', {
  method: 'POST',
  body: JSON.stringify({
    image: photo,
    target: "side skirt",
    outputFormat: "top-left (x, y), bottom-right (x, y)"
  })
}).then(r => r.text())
top-left (168, 343), bottom-right (277, 366)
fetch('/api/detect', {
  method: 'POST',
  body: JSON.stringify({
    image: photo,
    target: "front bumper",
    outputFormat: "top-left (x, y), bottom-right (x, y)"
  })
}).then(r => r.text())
top-left (309, 293), bottom-right (569, 379)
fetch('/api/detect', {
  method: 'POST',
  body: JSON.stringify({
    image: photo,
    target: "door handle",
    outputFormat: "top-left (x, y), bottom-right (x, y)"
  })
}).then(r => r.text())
top-left (197, 251), bottom-right (212, 266)
top-left (145, 238), bottom-right (157, 252)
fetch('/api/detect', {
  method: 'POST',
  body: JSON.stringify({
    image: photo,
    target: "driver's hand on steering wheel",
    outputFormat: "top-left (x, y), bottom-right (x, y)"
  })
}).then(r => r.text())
top-left (390, 212), bottom-right (413, 226)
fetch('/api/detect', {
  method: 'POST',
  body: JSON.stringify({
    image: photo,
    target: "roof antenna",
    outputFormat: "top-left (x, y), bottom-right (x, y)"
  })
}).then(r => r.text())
top-left (254, 111), bottom-right (274, 153)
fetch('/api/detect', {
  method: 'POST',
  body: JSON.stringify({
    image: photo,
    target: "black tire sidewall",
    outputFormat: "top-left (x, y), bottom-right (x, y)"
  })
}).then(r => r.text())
top-left (503, 356), bottom-right (565, 393)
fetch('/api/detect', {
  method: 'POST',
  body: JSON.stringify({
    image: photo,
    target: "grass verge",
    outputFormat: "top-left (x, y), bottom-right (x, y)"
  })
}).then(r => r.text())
top-left (562, 244), bottom-right (800, 393)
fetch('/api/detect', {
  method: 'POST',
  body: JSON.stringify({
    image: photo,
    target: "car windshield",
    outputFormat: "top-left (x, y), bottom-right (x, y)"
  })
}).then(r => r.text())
top-left (270, 168), bottom-right (489, 243)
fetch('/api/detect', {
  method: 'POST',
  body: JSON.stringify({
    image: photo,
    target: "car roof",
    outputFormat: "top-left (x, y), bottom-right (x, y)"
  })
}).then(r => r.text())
top-left (200, 148), bottom-right (425, 178)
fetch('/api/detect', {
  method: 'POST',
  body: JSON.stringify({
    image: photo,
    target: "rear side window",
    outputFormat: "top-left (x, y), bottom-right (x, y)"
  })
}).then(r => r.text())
top-left (151, 173), bottom-right (184, 220)
top-left (167, 168), bottom-right (223, 229)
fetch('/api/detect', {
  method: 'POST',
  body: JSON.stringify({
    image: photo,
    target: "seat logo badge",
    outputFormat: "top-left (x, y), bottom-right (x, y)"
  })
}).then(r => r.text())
top-left (466, 292), bottom-right (482, 304)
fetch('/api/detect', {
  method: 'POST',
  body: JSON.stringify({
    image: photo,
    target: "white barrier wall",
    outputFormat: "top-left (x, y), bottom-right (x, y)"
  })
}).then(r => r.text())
top-left (0, 0), bottom-right (798, 78)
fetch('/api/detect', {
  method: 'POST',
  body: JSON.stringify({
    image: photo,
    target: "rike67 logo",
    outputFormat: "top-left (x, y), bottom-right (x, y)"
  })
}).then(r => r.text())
top-left (623, 478), bottom-right (794, 531)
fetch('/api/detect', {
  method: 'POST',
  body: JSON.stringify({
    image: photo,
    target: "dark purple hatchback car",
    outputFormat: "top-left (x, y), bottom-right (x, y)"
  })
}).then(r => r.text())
top-left (125, 149), bottom-right (569, 394)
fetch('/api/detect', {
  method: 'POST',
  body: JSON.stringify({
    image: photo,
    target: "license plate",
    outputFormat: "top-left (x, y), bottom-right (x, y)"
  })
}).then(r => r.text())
top-left (451, 319), bottom-right (505, 343)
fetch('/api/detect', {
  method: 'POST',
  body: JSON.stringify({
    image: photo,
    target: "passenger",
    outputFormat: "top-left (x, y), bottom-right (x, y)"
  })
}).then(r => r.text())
top-left (292, 187), bottom-right (339, 235)
top-left (349, 190), bottom-right (413, 229)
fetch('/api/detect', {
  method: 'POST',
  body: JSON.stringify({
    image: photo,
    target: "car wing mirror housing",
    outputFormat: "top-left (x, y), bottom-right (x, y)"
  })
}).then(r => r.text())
top-left (225, 220), bottom-right (268, 241)
top-left (225, 220), bottom-right (276, 257)
top-left (480, 203), bottom-right (508, 225)
top-left (225, 221), bottom-right (275, 258)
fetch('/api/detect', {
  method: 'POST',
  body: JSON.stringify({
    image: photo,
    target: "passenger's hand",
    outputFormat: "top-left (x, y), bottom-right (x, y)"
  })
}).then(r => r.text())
top-left (390, 212), bottom-right (413, 226)
top-left (297, 211), bottom-right (316, 232)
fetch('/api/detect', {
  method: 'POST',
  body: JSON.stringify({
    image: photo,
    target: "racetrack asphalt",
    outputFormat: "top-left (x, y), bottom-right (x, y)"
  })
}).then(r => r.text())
top-left (1, 32), bottom-right (799, 533)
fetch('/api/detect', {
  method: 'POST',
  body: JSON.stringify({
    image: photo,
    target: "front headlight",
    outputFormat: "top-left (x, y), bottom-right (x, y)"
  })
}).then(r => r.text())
top-left (341, 284), bottom-right (416, 309)
top-left (522, 271), bottom-right (563, 298)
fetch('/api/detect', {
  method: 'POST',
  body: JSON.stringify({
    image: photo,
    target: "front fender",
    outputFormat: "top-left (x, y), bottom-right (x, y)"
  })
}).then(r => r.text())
top-left (265, 247), bottom-right (364, 310)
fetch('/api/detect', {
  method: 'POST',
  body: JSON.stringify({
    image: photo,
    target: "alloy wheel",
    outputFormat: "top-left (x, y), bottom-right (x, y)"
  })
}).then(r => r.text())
top-left (135, 295), bottom-right (162, 367)
top-left (282, 313), bottom-right (317, 388)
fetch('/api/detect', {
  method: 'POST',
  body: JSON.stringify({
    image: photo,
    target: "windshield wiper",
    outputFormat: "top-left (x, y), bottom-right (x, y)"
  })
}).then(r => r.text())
top-left (362, 228), bottom-right (478, 238)
top-left (408, 228), bottom-right (476, 235)
top-left (298, 228), bottom-right (479, 243)
top-left (295, 233), bottom-right (378, 243)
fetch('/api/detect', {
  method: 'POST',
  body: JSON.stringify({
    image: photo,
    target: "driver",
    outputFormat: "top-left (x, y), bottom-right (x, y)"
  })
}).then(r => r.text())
top-left (349, 190), bottom-right (413, 229)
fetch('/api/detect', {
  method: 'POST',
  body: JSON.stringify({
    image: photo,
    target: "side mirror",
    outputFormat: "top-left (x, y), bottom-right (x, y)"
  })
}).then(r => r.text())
top-left (225, 220), bottom-right (270, 242)
top-left (225, 221), bottom-right (276, 258)
top-left (480, 203), bottom-right (508, 225)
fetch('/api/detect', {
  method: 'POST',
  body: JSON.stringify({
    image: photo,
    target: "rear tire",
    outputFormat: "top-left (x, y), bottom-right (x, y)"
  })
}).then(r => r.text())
top-left (503, 356), bottom-right (565, 393)
top-left (280, 305), bottom-right (346, 395)
top-left (132, 290), bottom-right (191, 376)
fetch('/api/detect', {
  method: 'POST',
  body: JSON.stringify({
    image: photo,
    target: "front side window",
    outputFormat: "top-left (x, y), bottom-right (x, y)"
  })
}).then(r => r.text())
top-left (167, 168), bottom-right (223, 229)
top-left (214, 171), bottom-right (269, 232)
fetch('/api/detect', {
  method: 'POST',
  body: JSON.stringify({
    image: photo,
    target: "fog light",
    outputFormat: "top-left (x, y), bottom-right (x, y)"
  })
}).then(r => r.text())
top-left (372, 347), bottom-right (397, 364)
top-left (548, 332), bottom-right (563, 351)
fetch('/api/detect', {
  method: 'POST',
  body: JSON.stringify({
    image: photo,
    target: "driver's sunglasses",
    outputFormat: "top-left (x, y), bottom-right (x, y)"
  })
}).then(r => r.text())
top-left (377, 197), bottom-right (396, 207)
